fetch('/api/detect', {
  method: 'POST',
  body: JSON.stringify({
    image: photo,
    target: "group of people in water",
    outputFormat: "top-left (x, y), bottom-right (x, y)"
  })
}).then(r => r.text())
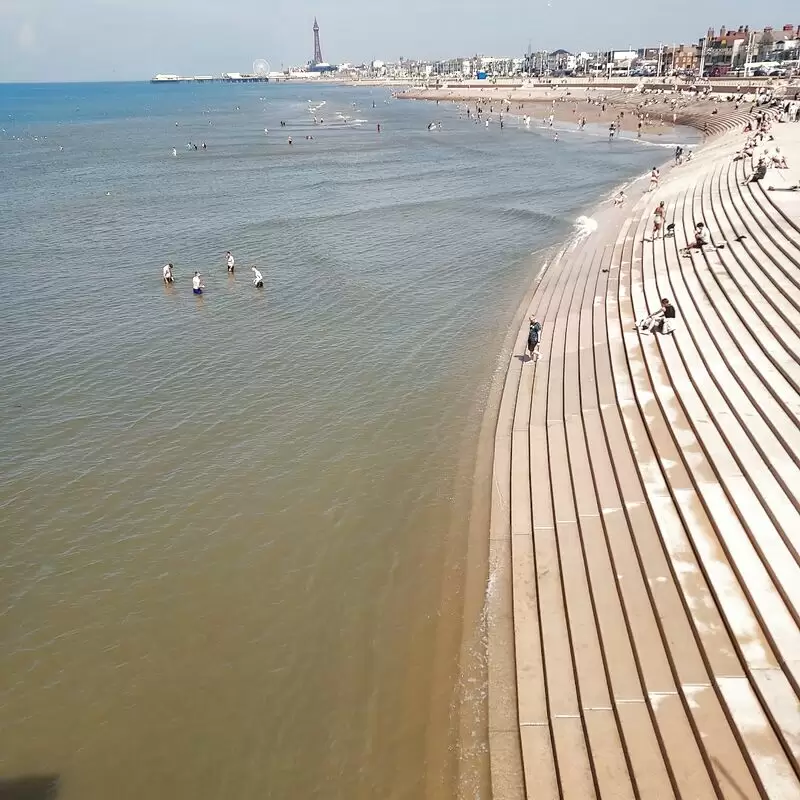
top-left (161, 250), bottom-right (263, 295)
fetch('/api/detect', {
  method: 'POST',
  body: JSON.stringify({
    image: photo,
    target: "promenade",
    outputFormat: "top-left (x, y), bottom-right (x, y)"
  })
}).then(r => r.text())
top-left (488, 109), bottom-right (800, 799)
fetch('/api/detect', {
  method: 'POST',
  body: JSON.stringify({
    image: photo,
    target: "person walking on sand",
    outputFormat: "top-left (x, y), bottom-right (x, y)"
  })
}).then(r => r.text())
top-left (527, 316), bottom-right (542, 360)
top-left (162, 262), bottom-right (174, 284)
top-left (192, 271), bottom-right (205, 295)
top-left (226, 251), bottom-right (235, 274)
top-left (651, 201), bottom-right (665, 239)
top-left (251, 266), bottom-right (264, 288)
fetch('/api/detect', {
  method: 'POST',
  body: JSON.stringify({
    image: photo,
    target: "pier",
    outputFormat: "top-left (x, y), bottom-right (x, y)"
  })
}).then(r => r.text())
top-left (150, 73), bottom-right (272, 84)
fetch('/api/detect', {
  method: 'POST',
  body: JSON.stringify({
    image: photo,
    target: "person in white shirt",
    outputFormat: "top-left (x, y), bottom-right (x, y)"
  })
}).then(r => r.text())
top-left (251, 267), bottom-right (264, 288)
top-left (226, 251), bottom-right (235, 273)
top-left (162, 263), bottom-right (174, 284)
top-left (192, 272), bottom-right (205, 295)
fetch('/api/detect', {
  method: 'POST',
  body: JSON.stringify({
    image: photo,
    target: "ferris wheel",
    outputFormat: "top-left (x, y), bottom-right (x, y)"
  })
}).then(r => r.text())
top-left (253, 59), bottom-right (271, 76)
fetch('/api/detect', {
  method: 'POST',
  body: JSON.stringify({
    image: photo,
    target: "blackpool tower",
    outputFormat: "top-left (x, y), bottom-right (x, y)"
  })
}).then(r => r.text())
top-left (312, 18), bottom-right (323, 65)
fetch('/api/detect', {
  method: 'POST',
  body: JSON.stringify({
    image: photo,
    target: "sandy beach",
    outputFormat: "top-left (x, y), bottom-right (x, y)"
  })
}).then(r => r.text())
top-left (396, 84), bottom-right (760, 136)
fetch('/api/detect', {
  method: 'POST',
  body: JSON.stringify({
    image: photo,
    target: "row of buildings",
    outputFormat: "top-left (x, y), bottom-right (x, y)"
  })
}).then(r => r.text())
top-left (334, 23), bottom-right (800, 81)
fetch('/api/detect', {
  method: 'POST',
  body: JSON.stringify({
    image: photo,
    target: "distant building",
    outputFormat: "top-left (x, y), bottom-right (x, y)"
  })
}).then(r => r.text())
top-left (700, 24), bottom-right (799, 74)
top-left (308, 17), bottom-right (337, 73)
top-left (662, 43), bottom-right (700, 73)
top-left (547, 49), bottom-right (576, 72)
top-left (759, 24), bottom-right (800, 62)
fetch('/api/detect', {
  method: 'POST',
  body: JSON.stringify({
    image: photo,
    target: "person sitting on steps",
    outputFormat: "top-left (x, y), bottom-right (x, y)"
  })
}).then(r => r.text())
top-left (681, 222), bottom-right (709, 255)
top-left (637, 298), bottom-right (677, 336)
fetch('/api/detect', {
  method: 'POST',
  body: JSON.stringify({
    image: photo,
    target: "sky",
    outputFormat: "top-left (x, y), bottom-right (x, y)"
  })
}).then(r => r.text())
top-left (0, 0), bottom-right (797, 82)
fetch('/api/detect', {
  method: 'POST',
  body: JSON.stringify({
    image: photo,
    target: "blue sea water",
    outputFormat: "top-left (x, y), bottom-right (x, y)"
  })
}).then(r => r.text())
top-left (0, 81), bottom-right (696, 800)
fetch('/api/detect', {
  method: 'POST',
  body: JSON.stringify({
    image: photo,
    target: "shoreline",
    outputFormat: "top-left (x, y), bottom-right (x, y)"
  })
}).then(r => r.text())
top-left (459, 103), bottom-right (738, 796)
top-left (450, 125), bottom-right (706, 797)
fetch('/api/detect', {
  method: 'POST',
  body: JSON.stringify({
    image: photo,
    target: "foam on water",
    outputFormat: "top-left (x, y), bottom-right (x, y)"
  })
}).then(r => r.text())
top-left (574, 214), bottom-right (599, 237)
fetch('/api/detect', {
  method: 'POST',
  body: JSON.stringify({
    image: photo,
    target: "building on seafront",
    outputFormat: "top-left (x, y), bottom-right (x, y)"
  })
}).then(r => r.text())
top-left (699, 24), bottom-right (800, 76)
top-left (307, 17), bottom-right (337, 73)
top-left (153, 19), bottom-right (800, 84)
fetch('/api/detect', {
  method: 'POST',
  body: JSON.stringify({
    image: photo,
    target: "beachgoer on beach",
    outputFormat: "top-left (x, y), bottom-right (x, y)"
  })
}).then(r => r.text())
top-left (651, 202), bottom-right (665, 239)
top-left (162, 263), bottom-right (174, 284)
top-left (192, 272), bottom-right (205, 295)
top-left (527, 316), bottom-right (542, 360)
top-left (251, 267), bottom-right (264, 288)
top-left (648, 167), bottom-right (660, 192)
top-left (226, 251), bottom-right (235, 273)
top-left (172, 148), bottom-right (177, 157)
top-left (681, 222), bottom-right (709, 255)
top-left (638, 298), bottom-right (676, 335)
top-left (613, 190), bottom-right (627, 207)
top-left (693, 222), bottom-right (709, 248)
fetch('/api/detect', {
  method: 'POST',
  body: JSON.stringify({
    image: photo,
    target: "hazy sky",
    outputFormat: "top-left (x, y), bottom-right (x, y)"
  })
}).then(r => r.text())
top-left (0, 0), bottom-right (797, 81)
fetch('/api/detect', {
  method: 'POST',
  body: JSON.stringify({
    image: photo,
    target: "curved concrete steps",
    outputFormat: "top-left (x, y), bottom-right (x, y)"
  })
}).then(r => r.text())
top-left (490, 111), bottom-right (800, 800)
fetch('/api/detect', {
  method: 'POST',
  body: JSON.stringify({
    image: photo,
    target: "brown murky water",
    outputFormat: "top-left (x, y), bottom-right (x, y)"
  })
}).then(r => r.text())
top-left (0, 81), bottom-right (677, 799)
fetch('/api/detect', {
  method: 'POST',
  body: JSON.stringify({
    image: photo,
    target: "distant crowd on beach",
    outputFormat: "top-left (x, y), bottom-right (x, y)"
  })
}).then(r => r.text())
top-left (160, 251), bottom-right (264, 296)
top-left (401, 81), bottom-right (794, 142)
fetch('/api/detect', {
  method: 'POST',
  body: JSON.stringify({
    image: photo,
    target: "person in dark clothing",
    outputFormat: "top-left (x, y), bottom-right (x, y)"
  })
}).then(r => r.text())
top-left (638, 298), bottom-right (676, 335)
top-left (527, 316), bottom-right (543, 360)
top-left (744, 158), bottom-right (767, 184)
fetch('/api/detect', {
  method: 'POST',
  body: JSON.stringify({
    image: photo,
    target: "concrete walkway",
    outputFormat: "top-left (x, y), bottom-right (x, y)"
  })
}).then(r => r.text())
top-left (488, 112), bottom-right (800, 799)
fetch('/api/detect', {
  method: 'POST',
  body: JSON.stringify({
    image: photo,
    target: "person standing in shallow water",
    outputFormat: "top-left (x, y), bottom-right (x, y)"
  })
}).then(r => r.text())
top-left (192, 271), bottom-right (205, 295)
top-left (527, 316), bottom-right (542, 360)
top-left (226, 251), bottom-right (235, 274)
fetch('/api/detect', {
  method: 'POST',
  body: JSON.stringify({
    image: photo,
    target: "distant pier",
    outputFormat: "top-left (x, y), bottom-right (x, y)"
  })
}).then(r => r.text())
top-left (151, 73), bottom-right (272, 84)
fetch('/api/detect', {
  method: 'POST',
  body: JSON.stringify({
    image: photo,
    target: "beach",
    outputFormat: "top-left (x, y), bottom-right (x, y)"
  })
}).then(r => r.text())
top-left (396, 83), bottom-right (768, 135)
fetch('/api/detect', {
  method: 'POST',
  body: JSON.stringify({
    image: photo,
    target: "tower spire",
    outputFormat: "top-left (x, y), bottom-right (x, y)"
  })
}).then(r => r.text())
top-left (312, 18), bottom-right (323, 64)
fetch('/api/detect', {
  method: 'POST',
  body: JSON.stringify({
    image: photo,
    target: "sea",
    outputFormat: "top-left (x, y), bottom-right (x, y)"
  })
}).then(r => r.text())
top-left (0, 81), bottom-right (700, 800)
